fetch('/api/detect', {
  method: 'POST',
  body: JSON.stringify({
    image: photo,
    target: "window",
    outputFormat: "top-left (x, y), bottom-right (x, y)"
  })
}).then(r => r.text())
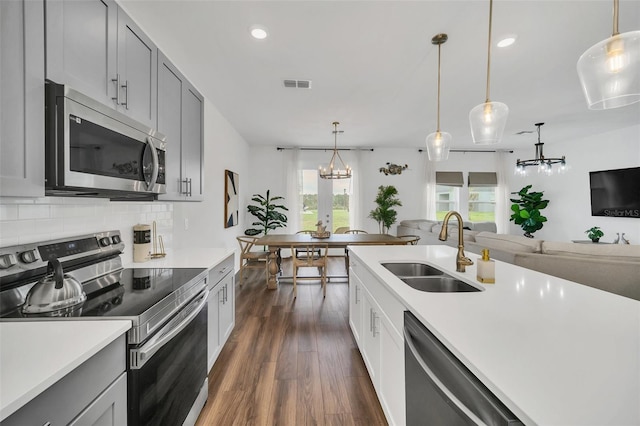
top-left (435, 172), bottom-right (463, 220)
top-left (468, 172), bottom-right (497, 222)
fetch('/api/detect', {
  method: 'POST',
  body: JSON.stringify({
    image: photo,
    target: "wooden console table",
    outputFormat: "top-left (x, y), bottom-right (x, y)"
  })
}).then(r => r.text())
top-left (254, 233), bottom-right (407, 289)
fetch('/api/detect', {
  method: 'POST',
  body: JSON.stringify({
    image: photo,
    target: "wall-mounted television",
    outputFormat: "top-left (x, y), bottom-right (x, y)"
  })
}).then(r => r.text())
top-left (589, 167), bottom-right (640, 218)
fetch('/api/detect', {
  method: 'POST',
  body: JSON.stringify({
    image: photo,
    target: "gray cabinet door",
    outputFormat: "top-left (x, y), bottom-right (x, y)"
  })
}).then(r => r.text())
top-left (182, 83), bottom-right (204, 200)
top-left (157, 52), bottom-right (185, 199)
top-left (0, 0), bottom-right (44, 197)
top-left (157, 53), bottom-right (204, 201)
top-left (207, 280), bottom-right (221, 372)
top-left (45, 0), bottom-right (118, 108)
top-left (218, 274), bottom-right (235, 343)
top-left (117, 7), bottom-right (157, 128)
top-left (68, 373), bottom-right (127, 426)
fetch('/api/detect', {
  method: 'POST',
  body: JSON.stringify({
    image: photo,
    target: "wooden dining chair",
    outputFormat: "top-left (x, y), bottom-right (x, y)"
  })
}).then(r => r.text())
top-left (399, 235), bottom-right (421, 245)
top-left (291, 243), bottom-right (329, 298)
top-left (236, 236), bottom-right (269, 286)
top-left (295, 230), bottom-right (321, 260)
top-left (334, 226), bottom-right (350, 234)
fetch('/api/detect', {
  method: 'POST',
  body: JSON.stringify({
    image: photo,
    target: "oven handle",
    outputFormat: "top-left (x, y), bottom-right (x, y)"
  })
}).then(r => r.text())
top-left (145, 136), bottom-right (160, 191)
top-left (130, 288), bottom-right (208, 369)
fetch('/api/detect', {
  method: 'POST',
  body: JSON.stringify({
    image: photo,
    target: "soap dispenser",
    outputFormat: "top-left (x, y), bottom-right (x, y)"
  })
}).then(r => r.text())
top-left (477, 249), bottom-right (495, 284)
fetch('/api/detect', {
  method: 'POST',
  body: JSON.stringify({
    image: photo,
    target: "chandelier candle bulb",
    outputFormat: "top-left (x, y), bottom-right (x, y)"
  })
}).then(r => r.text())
top-left (477, 249), bottom-right (495, 284)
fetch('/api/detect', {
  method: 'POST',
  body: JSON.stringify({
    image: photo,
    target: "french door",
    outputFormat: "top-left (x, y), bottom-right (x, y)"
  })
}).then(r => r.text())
top-left (300, 169), bottom-right (351, 232)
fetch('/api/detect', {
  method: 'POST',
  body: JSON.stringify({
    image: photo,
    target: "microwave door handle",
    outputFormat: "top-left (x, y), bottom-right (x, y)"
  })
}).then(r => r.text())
top-left (145, 137), bottom-right (159, 191)
top-left (403, 326), bottom-right (484, 425)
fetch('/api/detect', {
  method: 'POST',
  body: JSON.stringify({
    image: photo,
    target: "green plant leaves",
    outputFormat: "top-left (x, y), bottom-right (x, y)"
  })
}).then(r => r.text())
top-left (509, 185), bottom-right (549, 236)
top-left (245, 191), bottom-right (288, 236)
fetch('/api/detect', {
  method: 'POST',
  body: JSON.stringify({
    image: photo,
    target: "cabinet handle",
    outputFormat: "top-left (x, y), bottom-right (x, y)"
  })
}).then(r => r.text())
top-left (188, 178), bottom-right (193, 196)
top-left (42, 423), bottom-right (51, 426)
top-left (111, 74), bottom-right (121, 105)
top-left (355, 286), bottom-right (360, 304)
top-left (372, 311), bottom-right (379, 337)
top-left (369, 308), bottom-right (373, 333)
top-left (181, 178), bottom-right (189, 195)
top-left (121, 80), bottom-right (129, 109)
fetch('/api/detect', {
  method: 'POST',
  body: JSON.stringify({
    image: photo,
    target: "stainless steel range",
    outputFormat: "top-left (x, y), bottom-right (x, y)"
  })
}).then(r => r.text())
top-left (0, 231), bottom-right (209, 426)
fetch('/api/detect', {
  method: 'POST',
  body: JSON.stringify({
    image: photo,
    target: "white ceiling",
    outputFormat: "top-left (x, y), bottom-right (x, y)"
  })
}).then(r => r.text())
top-left (119, 0), bottom-right (640, 152)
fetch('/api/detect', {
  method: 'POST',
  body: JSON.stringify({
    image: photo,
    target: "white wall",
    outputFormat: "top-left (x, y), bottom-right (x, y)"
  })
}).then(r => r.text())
top-left (505, 124), bottom-right (640, 244)
top-left (245, 125), bottom-right (640, 244)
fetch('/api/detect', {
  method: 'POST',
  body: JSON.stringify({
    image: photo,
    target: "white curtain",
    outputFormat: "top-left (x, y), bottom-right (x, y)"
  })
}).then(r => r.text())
top-left (284, 148), bottom-right (300, 233)
top-left (349, 149), bottom-right (363, 229)
top-left (422, 152), bottom-right (437, 220)
top-left (495, 150), bottom-right (510, 234)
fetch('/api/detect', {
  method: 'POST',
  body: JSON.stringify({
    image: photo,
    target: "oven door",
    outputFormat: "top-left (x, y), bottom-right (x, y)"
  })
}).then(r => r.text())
top-left (46, 82), bottom-right (166, 196)
top-left (128, 289), bottom-right (208, 426)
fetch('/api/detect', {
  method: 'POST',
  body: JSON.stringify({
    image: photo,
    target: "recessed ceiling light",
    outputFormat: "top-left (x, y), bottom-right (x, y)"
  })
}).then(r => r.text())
top-left (250, 26), bottom-right (268, 40)
top-left (497, 36), bottom-right (516, 48)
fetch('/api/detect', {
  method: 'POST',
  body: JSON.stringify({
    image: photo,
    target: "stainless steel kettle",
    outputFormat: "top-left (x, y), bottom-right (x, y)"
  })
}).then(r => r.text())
top-left (22, 257), bottom-right (87, 315)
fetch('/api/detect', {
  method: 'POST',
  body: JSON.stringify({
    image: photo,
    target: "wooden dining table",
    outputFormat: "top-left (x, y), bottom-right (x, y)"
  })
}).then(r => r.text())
top-left (254, 233), bottom-right (407, 289)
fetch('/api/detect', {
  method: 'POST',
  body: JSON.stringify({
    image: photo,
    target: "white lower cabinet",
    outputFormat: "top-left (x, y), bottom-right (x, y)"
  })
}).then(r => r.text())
top-left (2, 335), bottom-right (127, 426)
top-left (207, 254), bottom-right (235, 372)
top-left (349, 256), bottom-right (406, 426)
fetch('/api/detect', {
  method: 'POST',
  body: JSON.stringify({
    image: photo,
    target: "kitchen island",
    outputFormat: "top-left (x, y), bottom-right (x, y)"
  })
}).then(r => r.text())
top-left (349, 244), bottom-right (640, 425)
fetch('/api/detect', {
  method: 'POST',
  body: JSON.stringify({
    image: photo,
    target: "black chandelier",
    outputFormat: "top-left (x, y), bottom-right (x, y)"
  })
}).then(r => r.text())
top-left (515, 123), bottom-right (566, 175)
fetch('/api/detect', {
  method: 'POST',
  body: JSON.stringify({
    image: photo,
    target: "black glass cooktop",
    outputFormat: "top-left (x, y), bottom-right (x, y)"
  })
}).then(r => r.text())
top-left (1, 268), bottom-right (206, 319)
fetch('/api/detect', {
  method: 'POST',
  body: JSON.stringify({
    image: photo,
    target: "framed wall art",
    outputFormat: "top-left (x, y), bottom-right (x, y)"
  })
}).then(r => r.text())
top-left (224, 170), bottom-right (239, 228)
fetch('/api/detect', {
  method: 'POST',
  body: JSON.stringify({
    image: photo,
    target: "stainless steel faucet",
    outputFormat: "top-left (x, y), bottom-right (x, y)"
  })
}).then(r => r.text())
top-left (438, 211), bottom-right (474, 272)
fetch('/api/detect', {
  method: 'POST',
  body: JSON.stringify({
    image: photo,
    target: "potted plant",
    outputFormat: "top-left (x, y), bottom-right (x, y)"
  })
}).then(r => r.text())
top-left (244, 190), bottom-right (288, 236)
top-left (585, 226), bottom-right (604, 243)
top-left (509, 185), bottom-right (549, 238)
top-left (369, 185), bottom-right (402, 234)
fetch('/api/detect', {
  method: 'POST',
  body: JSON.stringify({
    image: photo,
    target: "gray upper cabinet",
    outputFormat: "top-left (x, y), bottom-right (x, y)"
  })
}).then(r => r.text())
top-left (45, 0), bottom-right (157, 128)
top-left (157, 51), bottom-right (204, 201)
top-left (45, 0), bottom-right (118, 109)
top-left (116, 8), bottom-right (157, 128)
top-left (0, 0), bottom-right (45, 197)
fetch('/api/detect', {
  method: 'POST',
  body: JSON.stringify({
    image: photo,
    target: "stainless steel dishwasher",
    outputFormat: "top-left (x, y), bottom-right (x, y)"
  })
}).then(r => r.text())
top-left (404, 311), bottom-right (523, 425)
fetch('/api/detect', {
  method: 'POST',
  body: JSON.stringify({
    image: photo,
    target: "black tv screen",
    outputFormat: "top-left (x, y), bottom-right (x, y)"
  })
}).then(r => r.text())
top-left (589, 167), bottom-right (640, 218)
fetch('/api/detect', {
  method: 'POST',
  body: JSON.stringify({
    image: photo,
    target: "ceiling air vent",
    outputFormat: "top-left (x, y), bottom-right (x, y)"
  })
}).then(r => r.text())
top-left (283, 79), bottom-right (312, 89)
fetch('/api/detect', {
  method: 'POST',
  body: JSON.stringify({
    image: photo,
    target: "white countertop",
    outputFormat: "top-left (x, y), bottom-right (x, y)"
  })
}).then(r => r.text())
top-left (124, 247), bottom-right (234, 270)
top-left (0, 320), bottom-right (131, 421)
top-left (349, 245), bottom-right (640, 426)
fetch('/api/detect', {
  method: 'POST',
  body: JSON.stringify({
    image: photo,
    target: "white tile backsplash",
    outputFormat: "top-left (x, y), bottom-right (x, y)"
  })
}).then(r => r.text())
top-left (0, 197), bottom-right (173, 264)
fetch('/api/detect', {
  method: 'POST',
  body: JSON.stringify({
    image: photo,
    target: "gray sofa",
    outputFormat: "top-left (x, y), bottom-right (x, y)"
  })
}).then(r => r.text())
top-left (396, 219), bottom-right (640, 301)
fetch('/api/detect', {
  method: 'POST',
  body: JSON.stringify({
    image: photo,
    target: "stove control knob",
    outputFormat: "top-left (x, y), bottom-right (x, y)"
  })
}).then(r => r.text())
top-left (99, 237), bottom-right (111, 247)
top-left (0, 253), bottom-right (17, 269)
top-left (19, 249), bottom-right (39, 264)
top-left (111, 235), bottom-right (121, 244)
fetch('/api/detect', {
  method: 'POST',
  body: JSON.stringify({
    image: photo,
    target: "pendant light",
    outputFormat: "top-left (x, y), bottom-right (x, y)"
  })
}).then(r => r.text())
top-left (469, 0), bottom-right (509, 145)
top-left (426, 33), bottom-right (451, 162)
top-left (577, 0), bottom-right (640, 109)
top-left (319, 121), bottom-right (352, 179)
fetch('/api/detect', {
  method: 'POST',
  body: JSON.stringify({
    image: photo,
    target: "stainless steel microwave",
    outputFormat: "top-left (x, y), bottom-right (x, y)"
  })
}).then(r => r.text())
top-left (45, 81), bottom-right (166, 199)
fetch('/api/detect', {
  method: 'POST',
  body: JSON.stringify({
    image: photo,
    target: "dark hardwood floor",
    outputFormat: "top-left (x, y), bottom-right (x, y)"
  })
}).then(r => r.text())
top-left (195, 257), bottom-right (388, 425)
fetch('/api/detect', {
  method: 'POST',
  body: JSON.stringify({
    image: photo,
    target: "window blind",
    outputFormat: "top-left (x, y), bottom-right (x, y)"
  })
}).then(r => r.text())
top-left (435, 171), bottom-right (464, 187)
top-left (468, 172), bottom-right (498, 187)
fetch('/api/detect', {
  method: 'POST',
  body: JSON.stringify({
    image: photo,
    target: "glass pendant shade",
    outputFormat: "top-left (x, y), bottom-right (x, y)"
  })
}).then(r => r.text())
top-left (469, 101), bottom-right (509, 145)
top-left (577, 30), bottom-right (640, 109)
top-left (425, 131), bottom-right (451, 161)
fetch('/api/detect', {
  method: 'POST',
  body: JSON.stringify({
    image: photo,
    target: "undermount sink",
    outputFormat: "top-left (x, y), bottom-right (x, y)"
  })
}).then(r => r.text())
top-left (400, 276), bottom-right (482, 293)
top-left (381, 262), bottom-right (446, 277)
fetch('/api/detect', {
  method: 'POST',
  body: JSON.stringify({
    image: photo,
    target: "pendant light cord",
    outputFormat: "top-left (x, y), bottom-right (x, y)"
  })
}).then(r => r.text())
top-left (612, 0), bottom-right (619, 35)
top-left (436, 42), bottom-right (442, 131)
top-left (485, 0), bottom-right (494, 103)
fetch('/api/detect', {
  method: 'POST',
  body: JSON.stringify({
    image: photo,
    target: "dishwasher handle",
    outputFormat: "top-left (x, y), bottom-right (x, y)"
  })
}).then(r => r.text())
top-left (403, 325), bottom-right (485, 425)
